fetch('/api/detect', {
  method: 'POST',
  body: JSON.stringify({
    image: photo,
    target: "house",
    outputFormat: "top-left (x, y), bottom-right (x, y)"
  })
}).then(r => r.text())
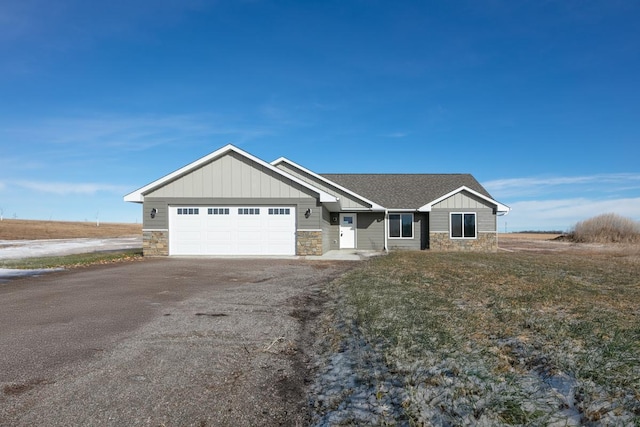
top-left (124, 144), bottom-right (510, 256)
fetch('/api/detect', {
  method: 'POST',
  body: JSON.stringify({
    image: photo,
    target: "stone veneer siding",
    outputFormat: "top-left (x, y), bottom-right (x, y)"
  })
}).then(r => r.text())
top-left (297, 230), bottom-right (323, 256)
top-left (143, 230), bottom-right (169, 256)
top-left (429, 232), bottom-right (497, 252)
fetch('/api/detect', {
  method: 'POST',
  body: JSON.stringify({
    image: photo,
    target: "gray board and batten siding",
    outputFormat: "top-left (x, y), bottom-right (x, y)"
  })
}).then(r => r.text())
top-left (146, 151), bottom-right (317, 200)
top-left (321, 207), bottom-right (334, 254)
top-left (141, 152), bottom-right (324, 231)
top-left (430, 190), bottom-right (497, 233)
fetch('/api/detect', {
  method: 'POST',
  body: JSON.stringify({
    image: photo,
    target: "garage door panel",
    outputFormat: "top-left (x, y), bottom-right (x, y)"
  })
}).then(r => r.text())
top-left (170, 206), bottom-right (295, 255)
top-left (205, 231), bottom-right (232, 240)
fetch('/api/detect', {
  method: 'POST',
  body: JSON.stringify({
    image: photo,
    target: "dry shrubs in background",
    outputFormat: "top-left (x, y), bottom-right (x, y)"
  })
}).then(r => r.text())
top-left (571, 213), bottom-right (640, 243)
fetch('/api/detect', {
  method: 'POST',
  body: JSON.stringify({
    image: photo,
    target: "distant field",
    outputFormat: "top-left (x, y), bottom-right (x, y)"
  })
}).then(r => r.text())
top-left (0, 219), bottom-right (142, 240)
top-left (498, 233), bottom-right (562, 240)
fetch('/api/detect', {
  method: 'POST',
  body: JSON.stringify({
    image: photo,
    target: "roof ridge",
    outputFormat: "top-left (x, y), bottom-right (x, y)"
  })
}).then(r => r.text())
top-left (320, 173), bottom-right (473, 176)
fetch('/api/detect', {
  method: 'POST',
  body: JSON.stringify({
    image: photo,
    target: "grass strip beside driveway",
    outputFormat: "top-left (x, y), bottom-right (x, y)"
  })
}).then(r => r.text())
top-left (338, 251), bottom-right (640, 425)
top-left (0, 249), bottom-right (143, 270)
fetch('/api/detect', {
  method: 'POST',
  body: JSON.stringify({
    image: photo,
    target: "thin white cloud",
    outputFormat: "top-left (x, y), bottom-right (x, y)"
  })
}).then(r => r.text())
top-left (384, 132), bottom-right (409, 138)
top-left (1, 113), bottom-right (272, 153)
top-left (486, 173), bottom-right (640, 231)
top-left (484, 173), bottom-right (640, 198)
top-left (14, 180), bottom-right (128, 196)
top-left (498, 197), bottom-right (640, 232)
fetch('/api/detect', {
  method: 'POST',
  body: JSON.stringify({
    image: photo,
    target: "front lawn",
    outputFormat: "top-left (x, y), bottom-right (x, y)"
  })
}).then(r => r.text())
top-left (326, 249), bottom-right (640, 425)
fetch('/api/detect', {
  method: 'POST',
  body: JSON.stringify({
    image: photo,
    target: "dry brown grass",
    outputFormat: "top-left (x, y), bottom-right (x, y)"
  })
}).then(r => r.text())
top-left (338, 242), bottom-right (640, 424)
top-left (0, 219), bottom-right (141, 240)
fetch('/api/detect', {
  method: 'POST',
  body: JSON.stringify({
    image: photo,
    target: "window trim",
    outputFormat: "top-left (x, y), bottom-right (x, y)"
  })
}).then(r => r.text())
top-left (450, 212), bottom-right (477, 239)
top-left (388, 212), bottom-right (414, 239)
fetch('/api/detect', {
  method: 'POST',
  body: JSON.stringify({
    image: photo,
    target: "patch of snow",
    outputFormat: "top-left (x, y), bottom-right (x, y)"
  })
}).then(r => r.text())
top-left (310, 291), bottom-right (640, 426)
top-left (0, 237), bottom-right (142, 260)
top-left (309, 314), bottom-right (409, 426)
top-left (0, 267), bottom-right (64, 282)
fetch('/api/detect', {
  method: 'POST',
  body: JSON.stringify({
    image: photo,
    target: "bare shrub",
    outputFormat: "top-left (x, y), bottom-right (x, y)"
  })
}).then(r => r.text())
top-left (571, 213), bottom-right (640, 243)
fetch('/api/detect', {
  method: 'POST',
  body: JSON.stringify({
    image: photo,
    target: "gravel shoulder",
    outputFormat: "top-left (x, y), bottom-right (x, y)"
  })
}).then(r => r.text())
top-left (0, 258), bottom-right (354, 426)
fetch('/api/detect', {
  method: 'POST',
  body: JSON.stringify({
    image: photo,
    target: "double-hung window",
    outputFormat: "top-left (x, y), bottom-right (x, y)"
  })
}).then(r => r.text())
top-left (450, 213), bottom-right (477, 239)
top-left (389, 213), bottom-right (413, 238)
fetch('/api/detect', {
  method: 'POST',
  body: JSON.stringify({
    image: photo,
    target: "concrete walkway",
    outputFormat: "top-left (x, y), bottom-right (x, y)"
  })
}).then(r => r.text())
top-left (304, 249), bottom-right (385, 261)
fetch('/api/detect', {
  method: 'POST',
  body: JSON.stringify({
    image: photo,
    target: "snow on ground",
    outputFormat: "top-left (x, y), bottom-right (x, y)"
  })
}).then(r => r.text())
top-left (0, 237), bottom-right (142, 282)
top-left (0, 267), bottom-right (65, 281)
top-left (0, 237), bottom-right (142, 260)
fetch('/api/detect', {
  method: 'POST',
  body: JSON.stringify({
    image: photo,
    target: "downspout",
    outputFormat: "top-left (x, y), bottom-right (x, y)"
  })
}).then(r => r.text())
top-left (384, 209), bottom-right (389, 253)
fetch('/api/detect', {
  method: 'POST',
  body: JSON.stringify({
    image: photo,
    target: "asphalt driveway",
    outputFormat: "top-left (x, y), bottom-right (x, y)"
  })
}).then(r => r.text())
top-left (0, 258), bottom-right (352, 426)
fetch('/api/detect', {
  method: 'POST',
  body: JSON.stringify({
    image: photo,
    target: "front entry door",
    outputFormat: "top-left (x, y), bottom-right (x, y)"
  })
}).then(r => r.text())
top-left (339, 213), bottom-right (356, 249)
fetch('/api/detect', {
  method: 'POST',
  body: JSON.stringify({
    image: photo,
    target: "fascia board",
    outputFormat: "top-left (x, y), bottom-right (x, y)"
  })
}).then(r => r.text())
top-left (271, 157), bottom-right (386, 210)
top-left (124, 144), bottom-right (337, 203)
top-left (340, 207), bottom-right (387, 212)
top-left (418, 186), bottom-right (511, 213)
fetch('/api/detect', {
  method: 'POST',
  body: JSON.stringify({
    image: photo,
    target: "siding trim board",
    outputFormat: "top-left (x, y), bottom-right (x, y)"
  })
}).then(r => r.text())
top-left (125, 144), bottom-right (510, 255)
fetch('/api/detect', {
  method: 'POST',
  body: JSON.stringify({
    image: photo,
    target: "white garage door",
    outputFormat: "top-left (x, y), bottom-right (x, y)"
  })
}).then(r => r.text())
top-left (169, 206), bottom-right (296, 255)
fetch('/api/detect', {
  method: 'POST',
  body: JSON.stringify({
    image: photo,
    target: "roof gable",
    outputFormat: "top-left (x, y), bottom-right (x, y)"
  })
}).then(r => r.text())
top-left (124, 144), bottom-right (337, 203)
top-left (420, 186), bottom-right (510, 213)
top-left (271, 157), bottom-right (385, 211)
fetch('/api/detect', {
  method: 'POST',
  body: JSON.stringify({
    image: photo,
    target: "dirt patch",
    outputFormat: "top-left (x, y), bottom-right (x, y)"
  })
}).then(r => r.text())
top-left (0, 219), bottom-right (141, 240)
top-left (3, 379), bottom-right (52, 396)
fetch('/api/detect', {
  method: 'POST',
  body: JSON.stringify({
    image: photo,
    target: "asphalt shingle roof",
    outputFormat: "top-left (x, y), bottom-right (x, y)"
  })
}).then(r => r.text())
top-left (320, 174), bottom-right (493, 209)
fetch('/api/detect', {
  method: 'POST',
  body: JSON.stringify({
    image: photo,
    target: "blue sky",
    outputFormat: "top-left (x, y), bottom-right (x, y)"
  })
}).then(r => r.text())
top-left (1, 0), bottom-right (638, 231)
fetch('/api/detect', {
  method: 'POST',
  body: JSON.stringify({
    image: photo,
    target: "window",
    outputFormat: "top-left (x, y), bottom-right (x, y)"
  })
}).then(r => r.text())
top-left (208, 208), bottom-right (229, 215)
top-left (268, 208), bottom-right (290, 215)
top-left (238, 208), bottom-right (260, 215)
top-left (389, 213), bottom-right (413, 238)
top-left (177, 208), bottom-right (199, 215)
top-left (451, 213), bottom-right (477, 238)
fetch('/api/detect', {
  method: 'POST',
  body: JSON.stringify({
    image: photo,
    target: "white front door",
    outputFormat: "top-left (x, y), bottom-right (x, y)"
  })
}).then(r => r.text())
top-left (339, 213), bottom-right (356, 249)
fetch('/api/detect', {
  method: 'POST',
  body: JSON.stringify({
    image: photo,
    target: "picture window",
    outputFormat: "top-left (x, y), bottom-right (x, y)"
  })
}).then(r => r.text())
top-left (451, 213), bottom-right (477, 239)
